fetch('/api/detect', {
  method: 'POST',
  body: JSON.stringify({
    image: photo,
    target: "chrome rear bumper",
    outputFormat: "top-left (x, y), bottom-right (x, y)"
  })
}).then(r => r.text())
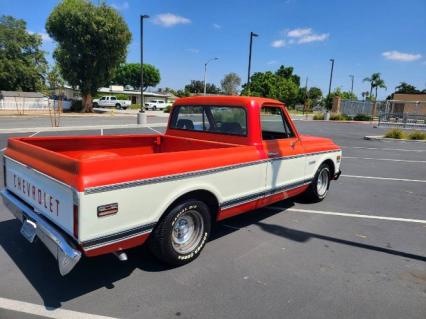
top-left (1, 190), bottom-right (81, 276)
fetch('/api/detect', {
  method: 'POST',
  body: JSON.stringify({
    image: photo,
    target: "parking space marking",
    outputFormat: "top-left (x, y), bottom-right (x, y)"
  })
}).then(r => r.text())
top-left (148, 127), bottom-right (163, 134)
top-left (28, 132), bottom-right (39, 137)
top-left (0, 297), bottom-right (119, 319)
top-left (341, 174), bottom-right (426, 183)
top-left (344, 146), bottom-right (426, 153)
top-left (0, 147), bottom-right (5, 152)
top-left (344, 156), bottom-right (426, 163)
top-left (285, 208), bottom-right (426, 224)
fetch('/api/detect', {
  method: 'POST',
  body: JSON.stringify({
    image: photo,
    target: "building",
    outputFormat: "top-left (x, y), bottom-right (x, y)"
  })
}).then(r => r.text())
top-left (0, 91), bottom-right (48, 110)
top-left (390, 93), bottom-right (426, 115)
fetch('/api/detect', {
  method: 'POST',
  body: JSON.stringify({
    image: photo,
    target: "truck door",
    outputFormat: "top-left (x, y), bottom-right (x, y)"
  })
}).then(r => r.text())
top-left (261, 106), bottom-right (306, 202)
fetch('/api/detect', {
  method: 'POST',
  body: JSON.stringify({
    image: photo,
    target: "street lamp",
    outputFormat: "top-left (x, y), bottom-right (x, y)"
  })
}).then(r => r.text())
top-left (138, 14), bottom-right (149, 124)
top-left (203, 57), bottom-right (219, 95)
top-left (328, 58), bottom-right (335, 96)
top-left (349, 74), bottom-right (354, 96)
top-left (247, 31), bottom-right (259, 86)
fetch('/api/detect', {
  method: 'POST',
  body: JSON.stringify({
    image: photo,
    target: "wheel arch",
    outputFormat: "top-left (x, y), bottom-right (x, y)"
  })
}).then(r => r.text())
top-left (157, 187), bottom-right (221, 226)
top-left (321, 158), bottom-right (335, 176)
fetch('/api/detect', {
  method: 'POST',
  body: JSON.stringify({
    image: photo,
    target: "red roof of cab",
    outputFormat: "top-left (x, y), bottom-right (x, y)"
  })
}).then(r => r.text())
top-left (174, 95), bottom-right (284, 108)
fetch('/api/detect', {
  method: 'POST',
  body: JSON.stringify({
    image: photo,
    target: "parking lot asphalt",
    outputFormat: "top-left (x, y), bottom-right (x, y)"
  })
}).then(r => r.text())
top-left (0, 121), bottom-right (425, 319)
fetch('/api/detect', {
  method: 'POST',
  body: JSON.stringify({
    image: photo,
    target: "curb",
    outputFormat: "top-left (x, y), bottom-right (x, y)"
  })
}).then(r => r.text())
top-left (0, 122), bottom-right (168, 134)
top-left (364, 135), bottom-right (426, 143)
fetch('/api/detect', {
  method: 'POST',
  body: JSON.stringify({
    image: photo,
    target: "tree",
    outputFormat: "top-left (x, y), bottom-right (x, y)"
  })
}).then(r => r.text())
top-left (184, 80), bottom-right (220, 94)
top-left (395, 82), bottom-right (419, 94)
top-left (241, 71), bottom-right (299, 107)
top-left (308, 87), bottom-right (323, 103)
top-left (275, 65), bottom-right (300, 86)
top-left (47, 65), bottom-right (64, 90)
top-left (0, 15), bottom-right (48, 91)
top-left (46, 0), bottom-right (131, 112)
top-left (363, 72), bottom-right (386, 99)
top-left (220, 72), bottom-right (241, 95)
top-left (111, 63), bottom-right (160, 90)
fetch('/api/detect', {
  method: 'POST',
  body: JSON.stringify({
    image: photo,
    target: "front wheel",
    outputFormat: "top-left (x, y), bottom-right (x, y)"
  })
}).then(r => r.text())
top-left (302, 163), bottom-right (331, 202)
top-left (115, 103), bottom-right (121, 109)
top-left (149, 200), bottom-right (211, 266)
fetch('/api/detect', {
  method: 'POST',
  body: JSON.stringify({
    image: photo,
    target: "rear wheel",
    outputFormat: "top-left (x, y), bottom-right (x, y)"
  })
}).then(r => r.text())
top-left (93, 102), bottom-right (98, 108)
top-left (302, 163), bottom-right (331, 202)
top-left (149, 199), bottom-right (211, 266)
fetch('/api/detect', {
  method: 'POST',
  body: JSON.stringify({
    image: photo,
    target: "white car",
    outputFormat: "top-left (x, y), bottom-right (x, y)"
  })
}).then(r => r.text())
top-left (145, 100), bottom-right (166, 111)
top-left (93, 96), bottom-right (131, 110)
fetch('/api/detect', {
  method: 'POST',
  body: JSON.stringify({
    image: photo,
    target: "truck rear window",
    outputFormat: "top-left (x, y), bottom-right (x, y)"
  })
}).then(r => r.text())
top-left (170, 106), bottom-right (247, 136)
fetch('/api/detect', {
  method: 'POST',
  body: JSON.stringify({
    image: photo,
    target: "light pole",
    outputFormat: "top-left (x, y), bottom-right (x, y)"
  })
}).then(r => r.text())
top-left (247, 31), bottom-right (259, 86)
top-left (349, 74), bottom-right (354, 97)
top-left (138, 14), bottom-right (149, 124)
top-left (328, 58), bottom-right (335, 96)
top-left (203, 57), bottom-right (219, 95)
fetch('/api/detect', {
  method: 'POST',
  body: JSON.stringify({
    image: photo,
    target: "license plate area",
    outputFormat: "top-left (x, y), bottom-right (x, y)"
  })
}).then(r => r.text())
top-left (20, 219), bottom-right (37, 243)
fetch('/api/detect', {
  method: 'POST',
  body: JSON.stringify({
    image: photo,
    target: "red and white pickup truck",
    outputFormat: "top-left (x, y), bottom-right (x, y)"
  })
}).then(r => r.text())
top-left (1, 96), bottom-right (341, 275)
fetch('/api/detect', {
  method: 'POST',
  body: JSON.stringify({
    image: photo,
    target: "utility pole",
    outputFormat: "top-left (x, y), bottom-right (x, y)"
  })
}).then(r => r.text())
top-left (328, 59), bottom-right (335, 96)
top-left (137, 14), bottom-right (149, 124)
top-left (203, 57), bottom-right (219, 95)
top-left (349, 74), bottom-right (354, 97)
top-left (247, 32), bottom-right (259, 86)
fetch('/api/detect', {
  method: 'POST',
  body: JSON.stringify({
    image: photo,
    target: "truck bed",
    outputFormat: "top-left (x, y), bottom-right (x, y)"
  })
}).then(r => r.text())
top-left (4, 135), bottom-right (261, 192)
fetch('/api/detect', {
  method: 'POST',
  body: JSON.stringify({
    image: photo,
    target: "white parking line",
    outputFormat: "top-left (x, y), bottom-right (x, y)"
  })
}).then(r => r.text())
top-left (341, 174), bottom-right (426, 183)
top-left (0, 297), bottom-right (119, 319)
top-left (0, 147), bottom-right (5, 152)
top-left (285, 208), bottom-right (426, 224)
top-left (344, 146), bottom-right (426, 153)
top-left (148, 127), bottom-right (163, 134)
top-left (344, 156), bottom-right (426, 163)
top-left (29, 131), bottom-right (39, 137)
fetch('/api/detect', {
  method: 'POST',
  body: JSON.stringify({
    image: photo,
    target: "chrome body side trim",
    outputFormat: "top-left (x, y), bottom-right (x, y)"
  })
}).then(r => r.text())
top-left (84, 150), bottom-right (341, 194)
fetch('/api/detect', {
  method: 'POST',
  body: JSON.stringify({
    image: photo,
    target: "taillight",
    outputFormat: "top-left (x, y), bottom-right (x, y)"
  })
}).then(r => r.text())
top-left (73, 204), bottom-right (79, 239)
top-left (97, 203), bottom-right (118, 217)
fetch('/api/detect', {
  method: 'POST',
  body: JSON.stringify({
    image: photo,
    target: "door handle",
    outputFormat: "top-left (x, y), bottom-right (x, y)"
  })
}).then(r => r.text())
top-left (268, 152), bottom-right (280, 158)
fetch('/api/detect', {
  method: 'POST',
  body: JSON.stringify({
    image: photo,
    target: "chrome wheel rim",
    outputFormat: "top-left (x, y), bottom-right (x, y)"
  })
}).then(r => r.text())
top-left (317, 169), bottom-right (329, 196)
top-left (172, 210), bottom-right (204, 254)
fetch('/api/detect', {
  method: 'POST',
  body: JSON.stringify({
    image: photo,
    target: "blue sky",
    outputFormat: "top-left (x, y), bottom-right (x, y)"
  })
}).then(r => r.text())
top-left (1, 0), bottom-right (425, 98)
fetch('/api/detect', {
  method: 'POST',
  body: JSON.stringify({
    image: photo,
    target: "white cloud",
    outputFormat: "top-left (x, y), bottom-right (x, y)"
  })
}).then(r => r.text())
top-left (213, 23), bottom-right (221, 29)
top-left (298, 33), bottom-right (329, 44)
top-left (286, 27), bottom-right (329, 44)
top-left (111, 1), bottom-right (129, 10)
top-left (186, 48), bottom-right (200, 54)
top-left (271, 39), bottom-right (286, 48)
top-left (154, 13), bottom-right (191, 27)
top-left (267, 60), bottom-right (277, 65)
top-left (287, 28), bottom-right (312, 38)
top-left (29, 30), bottom-right (52, 43)
top-left (382, 50), bottom-right (422, 62)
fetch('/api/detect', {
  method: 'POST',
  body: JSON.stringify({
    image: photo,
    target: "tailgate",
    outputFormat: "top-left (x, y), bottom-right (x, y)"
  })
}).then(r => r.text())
top-left (4, 156), bottom-right (76, 237)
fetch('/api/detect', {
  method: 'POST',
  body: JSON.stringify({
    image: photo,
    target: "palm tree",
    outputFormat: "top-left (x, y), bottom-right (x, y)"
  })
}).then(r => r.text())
top-left (363, 73), bottom-right (386, 100)
top-left (374, 78), bottom-right (387, 99)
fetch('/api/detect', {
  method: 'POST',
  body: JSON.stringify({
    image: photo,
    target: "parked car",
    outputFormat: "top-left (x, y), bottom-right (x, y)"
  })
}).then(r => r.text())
top-left (144, 100), bottom-right (166, 110)
top-left (92, 96), bottom-right (131, 110)
top-left (1, 96), bottom-right (342, 275)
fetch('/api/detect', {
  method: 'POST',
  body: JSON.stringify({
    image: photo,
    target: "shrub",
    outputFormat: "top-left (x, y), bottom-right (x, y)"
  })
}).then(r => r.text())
top-left (384, 128), bottom-right (405, 139)
top-left (130, 103), bottom-right (142, 110)
top-left (70, 100), bottom-right (83, 112)
top-left (330, 113), bottom-right (352, 121)
top-left (164, 105), bottom-right (172, 113)
top-left (353, 113), bottom-right (372, 121)
top-left (313, 113), bottom-right (324, 120)
top-left (408, 131), bottom-right (426, 140)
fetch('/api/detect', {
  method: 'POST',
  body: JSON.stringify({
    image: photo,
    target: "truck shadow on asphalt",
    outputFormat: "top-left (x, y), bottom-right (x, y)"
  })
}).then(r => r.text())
top-left (0, 198), bottom-right (425, 309)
